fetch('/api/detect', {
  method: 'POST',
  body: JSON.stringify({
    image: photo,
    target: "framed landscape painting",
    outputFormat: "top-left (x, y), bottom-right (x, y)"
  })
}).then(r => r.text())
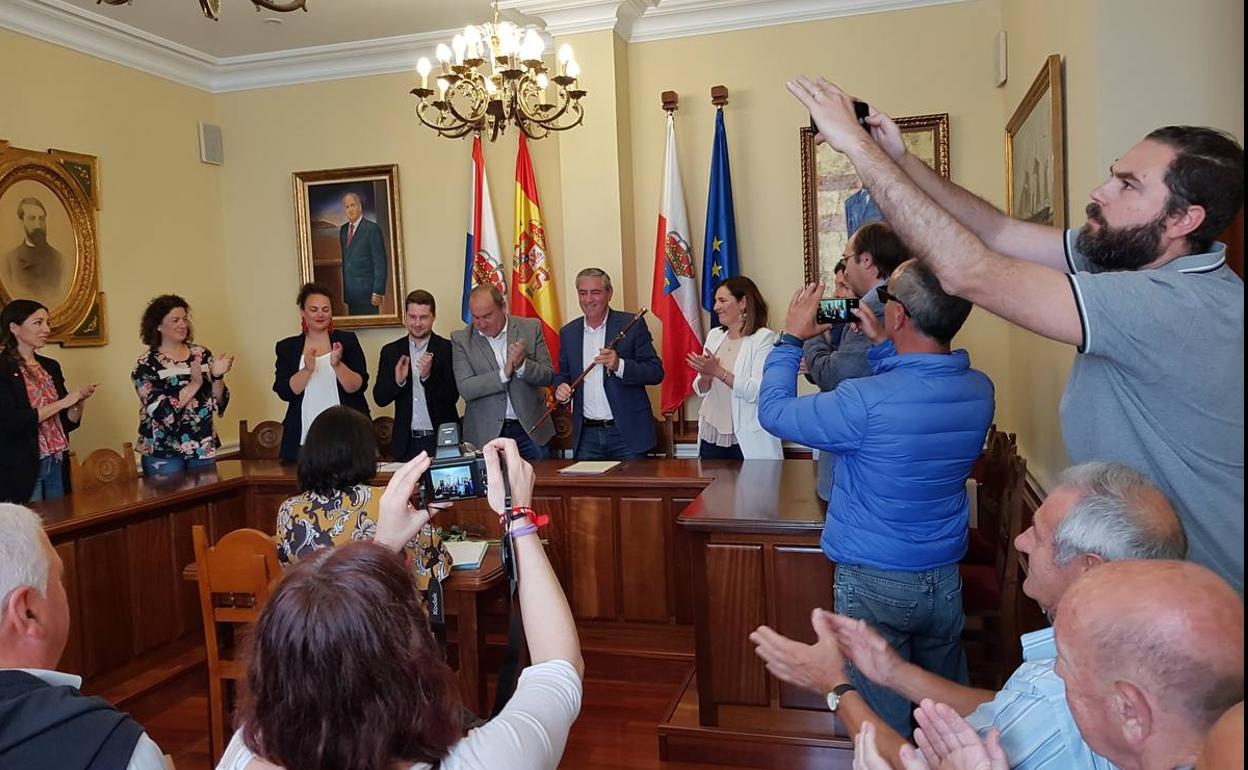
top-left (1006, 54), bottom-right (1066, 229)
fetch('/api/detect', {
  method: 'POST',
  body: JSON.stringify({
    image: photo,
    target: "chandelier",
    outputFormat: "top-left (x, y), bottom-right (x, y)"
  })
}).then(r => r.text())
top-left (95, 0), bottom-right (307, 21)
top-left (410, 5), bottom-right (586, 141)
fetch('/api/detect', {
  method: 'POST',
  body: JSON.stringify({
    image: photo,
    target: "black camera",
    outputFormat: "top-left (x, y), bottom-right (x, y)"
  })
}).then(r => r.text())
top-left (417, 423), bottom-right (488, 505)
top-left (817, 297), bottom-right (860, 325)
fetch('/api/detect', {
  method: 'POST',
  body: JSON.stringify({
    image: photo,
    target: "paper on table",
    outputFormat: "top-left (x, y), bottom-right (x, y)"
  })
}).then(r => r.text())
top-left (558, 461), bottom-right (621, 475)
top-left (377, 462), bottom-right (406, 473)
top-left (300, 351), bottom-right (340, 443)
top-left (446, 540), bottom-right (489, 570)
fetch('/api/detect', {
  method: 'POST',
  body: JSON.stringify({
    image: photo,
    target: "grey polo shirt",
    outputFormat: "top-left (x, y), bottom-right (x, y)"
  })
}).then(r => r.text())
top-left (1062, 230), bottom-right (1244, 593)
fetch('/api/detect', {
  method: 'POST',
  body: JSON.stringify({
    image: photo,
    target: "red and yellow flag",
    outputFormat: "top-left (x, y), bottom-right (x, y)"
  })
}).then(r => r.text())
top-left (510, 135), bottom-right (561, 367)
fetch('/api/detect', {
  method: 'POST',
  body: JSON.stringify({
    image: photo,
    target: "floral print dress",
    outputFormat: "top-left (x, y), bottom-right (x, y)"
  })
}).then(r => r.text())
top-left (132, 345), bottom-right (229, 460)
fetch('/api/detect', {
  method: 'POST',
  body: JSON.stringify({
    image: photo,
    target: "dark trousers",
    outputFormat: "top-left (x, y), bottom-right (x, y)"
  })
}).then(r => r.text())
top-left (501, 419), bottom-right (549, 461)
top-left (576, 424), bottom-right (647, 460)
top-left (699, 440), bottom-right (743, 460)
top-left (395, 433), bottom-right (438, 461)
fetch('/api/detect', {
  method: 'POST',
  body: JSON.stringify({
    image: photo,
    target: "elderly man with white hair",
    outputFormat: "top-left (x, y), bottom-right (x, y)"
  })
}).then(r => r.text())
top-left (752, 462), bottom-right (1187, 770)
top-left (0, 503), bottom-right (167, 770)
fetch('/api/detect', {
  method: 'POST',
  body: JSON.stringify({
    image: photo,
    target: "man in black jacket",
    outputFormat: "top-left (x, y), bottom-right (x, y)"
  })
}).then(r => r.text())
top-left (373, 290), bottom-right (460, 460)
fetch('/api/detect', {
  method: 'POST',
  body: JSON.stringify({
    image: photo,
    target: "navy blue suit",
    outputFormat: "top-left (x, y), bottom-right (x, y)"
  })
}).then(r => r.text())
top-left (555, 309), bottom-right (664, 458)
top-left (339, 218), bottom-right (387, 315)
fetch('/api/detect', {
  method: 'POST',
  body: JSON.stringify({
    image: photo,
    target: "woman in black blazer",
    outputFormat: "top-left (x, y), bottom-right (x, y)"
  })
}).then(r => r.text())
top-left (0, 299), bottom-right (98, 503)
top-left (273, 283), bottom-right (370, 462)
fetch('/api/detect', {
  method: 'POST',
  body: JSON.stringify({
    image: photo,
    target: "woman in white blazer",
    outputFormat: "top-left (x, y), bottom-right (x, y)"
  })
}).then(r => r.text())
top-left (687, 276), bottom-right (784, 460)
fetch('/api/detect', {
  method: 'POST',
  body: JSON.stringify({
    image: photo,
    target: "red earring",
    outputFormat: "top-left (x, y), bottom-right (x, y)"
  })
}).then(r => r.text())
top-left (300, 318), bottom-right (308, 334)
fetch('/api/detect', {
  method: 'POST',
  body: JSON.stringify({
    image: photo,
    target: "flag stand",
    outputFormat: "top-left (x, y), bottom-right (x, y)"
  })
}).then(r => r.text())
top-left (711, 84), bottom-right (728, 107)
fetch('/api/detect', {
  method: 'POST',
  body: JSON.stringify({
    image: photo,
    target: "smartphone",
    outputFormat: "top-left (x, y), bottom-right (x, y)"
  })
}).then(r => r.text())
top-left (809, 100), bottom-right (870, 134)
top-left (817, 297), bottom-right (860, 325)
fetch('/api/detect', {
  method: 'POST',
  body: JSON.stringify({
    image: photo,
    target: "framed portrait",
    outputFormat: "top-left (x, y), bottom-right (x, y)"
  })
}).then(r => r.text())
top-left (292, 164), bottom-right (406, 328)
top-left (0, 140), bottom-right (107, 346)
top-left (1006, 54), bottom-right (1066, 229)
top-left (801, 114), bottom-right (950, 287)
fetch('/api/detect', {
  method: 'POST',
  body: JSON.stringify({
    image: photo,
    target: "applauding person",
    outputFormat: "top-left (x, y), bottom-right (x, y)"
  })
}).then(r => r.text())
top-left (0, 300), bottom-right (96, 502)
top-left (132, 294), bottom-right (231, 477)
top-left (273, 282), bottom-right (369, 463)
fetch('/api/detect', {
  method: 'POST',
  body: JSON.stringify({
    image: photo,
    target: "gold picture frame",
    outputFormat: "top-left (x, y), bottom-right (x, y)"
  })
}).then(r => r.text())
top-left (801, 114), bottom-right (950, 287)
top-left (0, 140), bottom-right (107, 346)
top-left (292, 164), bottom-right (406, 329)
top-left (1005, 54), bottom-right (1066, 229)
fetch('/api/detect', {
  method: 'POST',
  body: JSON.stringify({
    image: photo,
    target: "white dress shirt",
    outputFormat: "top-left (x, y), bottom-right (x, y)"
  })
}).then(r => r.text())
top-left (13, 668), bottom-right (168, 770)
top-left (480, 324), bottom-right (525, 420)
top-left (580, 317), bottom-right (624, 421)
top-left (407, 336), bottom-right (434, 431)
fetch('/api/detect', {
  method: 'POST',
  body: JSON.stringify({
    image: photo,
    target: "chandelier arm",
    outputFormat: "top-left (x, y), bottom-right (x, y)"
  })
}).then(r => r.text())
top-left (414, 102), bottom-right (466, 136)
top-left (443, 80), bottom-right (490, 127)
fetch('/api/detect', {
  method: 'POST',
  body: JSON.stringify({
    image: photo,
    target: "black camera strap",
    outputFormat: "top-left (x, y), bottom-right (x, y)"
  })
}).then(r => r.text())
top-left (490, 460), bottom-right (525, 718)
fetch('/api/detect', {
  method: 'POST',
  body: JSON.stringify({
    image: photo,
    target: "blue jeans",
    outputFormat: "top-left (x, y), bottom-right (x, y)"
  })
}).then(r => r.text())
top-left (30, 455), bottom-right (66, 501)
top-left (141, 455), bottom-right (216, 477)
top-left (500, 420), bottom-right (548, 461)
top-left (834, 562), bottom-right (967, 736)
top-left (576, 424), bottom-right (646, 460)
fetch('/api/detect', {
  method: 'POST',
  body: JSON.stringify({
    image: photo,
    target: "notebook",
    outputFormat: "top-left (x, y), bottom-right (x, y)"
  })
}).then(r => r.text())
top-left (446, 540), bottom-right (489, 570)
top-left (558, 461), bottom-right (620, 475)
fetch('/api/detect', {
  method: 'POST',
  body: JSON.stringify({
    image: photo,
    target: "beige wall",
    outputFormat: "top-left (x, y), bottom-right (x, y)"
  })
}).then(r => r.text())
top-left (0, 28), bottom-right (227, 457)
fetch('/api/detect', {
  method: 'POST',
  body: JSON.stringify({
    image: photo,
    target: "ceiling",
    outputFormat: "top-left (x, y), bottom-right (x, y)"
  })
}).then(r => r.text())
top-left (55, 0), bottom-right (506, 58)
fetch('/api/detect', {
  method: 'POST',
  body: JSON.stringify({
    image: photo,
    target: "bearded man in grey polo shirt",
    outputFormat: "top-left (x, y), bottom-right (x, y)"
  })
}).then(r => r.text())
top-left (790, 76), bottom-right (1244, 593)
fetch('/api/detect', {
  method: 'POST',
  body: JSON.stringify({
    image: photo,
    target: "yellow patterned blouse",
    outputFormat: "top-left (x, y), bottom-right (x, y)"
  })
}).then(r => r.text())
top-left (275, 484), bottom-right (451, 590)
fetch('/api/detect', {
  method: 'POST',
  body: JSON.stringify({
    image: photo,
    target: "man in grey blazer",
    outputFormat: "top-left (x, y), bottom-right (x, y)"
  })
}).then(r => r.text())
top-left (451, 284), bottom-right (555, 460)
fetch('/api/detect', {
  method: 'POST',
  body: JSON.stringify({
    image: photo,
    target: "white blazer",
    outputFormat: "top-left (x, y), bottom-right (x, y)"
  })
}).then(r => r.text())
top-left (691, 326), bottom-right (784, 460)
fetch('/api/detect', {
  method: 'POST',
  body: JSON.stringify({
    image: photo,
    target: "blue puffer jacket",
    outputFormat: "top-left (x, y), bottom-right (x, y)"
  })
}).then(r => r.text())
top-left (760, 340), bottom-right (994, 571)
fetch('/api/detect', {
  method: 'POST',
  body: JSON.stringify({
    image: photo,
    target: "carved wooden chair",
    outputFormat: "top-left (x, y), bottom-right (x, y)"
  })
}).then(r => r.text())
top-left (238, 420), bottom-right (282, 460)
top-left (373, 416), bottom-right (395, 462)
top-left (68, 443), bottom-right (138, 493)
top-left (191, 525), bottom-right (281, 764)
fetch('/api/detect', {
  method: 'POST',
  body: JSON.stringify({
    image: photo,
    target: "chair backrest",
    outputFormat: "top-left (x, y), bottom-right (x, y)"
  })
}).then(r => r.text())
top-left (648, 412), bottom-right (676, 459)
top-left (996, 452), bottom-right (1029, 676)
top-left (238, 420), bottom-right (283, 460)
top-left (373, 416), bottom-right (395, 462)
top-left (548, 407), bottom-right (575, 454)
top-left (68, 443), bottom-right (138, 493)
top-left (192, 525), bottom-right (281, 665)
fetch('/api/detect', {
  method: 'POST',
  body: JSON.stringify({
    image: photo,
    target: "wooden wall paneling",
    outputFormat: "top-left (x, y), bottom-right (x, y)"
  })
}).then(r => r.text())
top-left (247, 490), bottom-right (293, 534)
top-left (54, 541), bottom-right (84, 675)
top-left (209, 494), bottom-right (248, 541)
top-left (536, 495), bottom-right (570, 591)
top-left (704, 542), bottom-right (768, 708)
top-left (77, 529), bottom-right (134, 677)
top-left (671, 497), bottom-right (696, 624)
top-left (618, 497), bottom-right (668, 622)
top-left (772, 546), bottom-right (836, 710)
top-left (170, 504), bottom-right (210, 637)
top-left (126, 515), bottom-right (178, 655)
top-left (568, 496), bottom-right (617, 620)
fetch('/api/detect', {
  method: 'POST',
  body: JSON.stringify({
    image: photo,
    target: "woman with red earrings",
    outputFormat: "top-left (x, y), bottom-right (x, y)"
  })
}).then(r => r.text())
top-left (273, 282), bottom-right (370, 463)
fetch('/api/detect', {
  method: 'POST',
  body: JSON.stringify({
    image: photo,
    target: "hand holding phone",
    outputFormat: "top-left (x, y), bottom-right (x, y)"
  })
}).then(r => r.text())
top-left (817, 297), bottom-right (860, 325)
top-left (810, 100), bottom-right (870, 135)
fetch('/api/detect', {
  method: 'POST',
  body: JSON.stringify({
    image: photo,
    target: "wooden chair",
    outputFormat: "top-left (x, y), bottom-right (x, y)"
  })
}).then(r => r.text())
top-left (192, 525), bottom-right (281, 764)
top-left (647, 412), bottom-right (676, 459)
top-left (548, 407), bottom-right (575, 456)
top-left (238, 420), bottom-right (282, 460)
top-left (374, 416), bottom-right (395, 461)
top-left (68, 443), bottom-right (138, 493)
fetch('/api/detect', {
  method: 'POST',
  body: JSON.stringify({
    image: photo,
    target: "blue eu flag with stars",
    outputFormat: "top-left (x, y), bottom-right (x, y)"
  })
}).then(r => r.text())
top-left (701, 108), bottom-right (739, 314)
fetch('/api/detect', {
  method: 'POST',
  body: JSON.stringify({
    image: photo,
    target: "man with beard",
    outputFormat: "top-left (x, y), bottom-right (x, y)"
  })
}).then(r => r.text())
top-left (4, 198), bottom-right (66, 305)
top-left (789, 76), bottom-right (1244, 593)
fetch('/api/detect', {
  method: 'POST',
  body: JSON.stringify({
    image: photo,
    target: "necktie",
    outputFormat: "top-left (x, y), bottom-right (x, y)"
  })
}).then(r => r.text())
top-left (346, 222), bottom-right (356, 249)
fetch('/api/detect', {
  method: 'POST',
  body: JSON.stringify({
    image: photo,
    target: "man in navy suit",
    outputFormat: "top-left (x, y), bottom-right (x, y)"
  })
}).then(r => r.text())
top-left (554, 268), bottom-right (664, 459)
top-left (339, 192), bottom-right (388, 315)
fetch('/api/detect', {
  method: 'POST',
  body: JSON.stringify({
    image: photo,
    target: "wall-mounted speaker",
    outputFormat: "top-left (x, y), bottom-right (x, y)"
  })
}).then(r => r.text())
top-left (995, 31), bottom-right (1008, 88)
top-left (199, 122), bottom-right (224, 165)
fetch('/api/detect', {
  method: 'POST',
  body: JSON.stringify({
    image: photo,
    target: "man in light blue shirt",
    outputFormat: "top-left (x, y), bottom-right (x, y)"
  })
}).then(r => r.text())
top-left (751, 462), bottom-right (1187, 769)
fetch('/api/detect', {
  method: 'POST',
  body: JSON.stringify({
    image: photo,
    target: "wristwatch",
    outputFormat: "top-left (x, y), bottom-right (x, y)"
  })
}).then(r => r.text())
top-left (776, 331), bottom-right (805, 349)
top-left (825, 683), bottom-right (857, 712)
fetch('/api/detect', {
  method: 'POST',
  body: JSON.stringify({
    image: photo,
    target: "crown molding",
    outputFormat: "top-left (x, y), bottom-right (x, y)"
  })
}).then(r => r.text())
top-left (0, 0), bottom-right (972, 93)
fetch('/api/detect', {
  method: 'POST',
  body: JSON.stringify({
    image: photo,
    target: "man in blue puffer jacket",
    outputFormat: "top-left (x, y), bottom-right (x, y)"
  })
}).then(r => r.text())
top-left (759, 259), bottom-right (994, 736)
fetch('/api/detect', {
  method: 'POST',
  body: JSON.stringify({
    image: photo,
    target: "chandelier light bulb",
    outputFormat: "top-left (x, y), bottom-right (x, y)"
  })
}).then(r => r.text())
top-left (437, 77), bottom-right (450, 95)
top-left (452, 34), bottom-right (466, 64)
top-left (416, 57), bottom-right (431, 88)
top-left (464, 25), bottom-right (480, 44)
top-left (566, 60), bottom-right (581, 80)
top-left (558, 44), bottom-right (573, 65)
top-left (435, 43), bottom-right (452, 64)
top-left (522, 29), bottom-right (543, 59)
top-left (536, 72), bottom-right (550, 104)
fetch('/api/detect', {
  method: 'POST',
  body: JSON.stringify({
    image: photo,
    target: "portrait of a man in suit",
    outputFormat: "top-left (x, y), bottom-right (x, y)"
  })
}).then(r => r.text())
top-left (1, 193), bottom-right (72, 309)
top-left (339, 192), bottom-right (388, 316)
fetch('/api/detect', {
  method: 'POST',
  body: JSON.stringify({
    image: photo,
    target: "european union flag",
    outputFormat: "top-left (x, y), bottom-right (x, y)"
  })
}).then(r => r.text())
top-left (701, 108), bottom-right (738, 313)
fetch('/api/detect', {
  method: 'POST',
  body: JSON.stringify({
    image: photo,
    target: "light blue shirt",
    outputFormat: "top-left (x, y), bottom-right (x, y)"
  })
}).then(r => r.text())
top-left (965, 627), bottom-right (1116, 770)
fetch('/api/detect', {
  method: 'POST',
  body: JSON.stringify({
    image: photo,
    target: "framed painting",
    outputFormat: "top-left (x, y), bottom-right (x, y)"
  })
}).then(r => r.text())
top-left (801, 114), bottom-right (950, 287)
top-left (292, 164), bottom-right (406, 328)
top-left (0, 140), bottom-right (107, 346)
top-left (1006, 54), bottom-right (1066, 229)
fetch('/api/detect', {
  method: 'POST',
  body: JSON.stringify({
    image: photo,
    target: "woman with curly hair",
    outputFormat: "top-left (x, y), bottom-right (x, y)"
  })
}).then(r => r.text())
top-left (131, 294), bottom-right (234, 476)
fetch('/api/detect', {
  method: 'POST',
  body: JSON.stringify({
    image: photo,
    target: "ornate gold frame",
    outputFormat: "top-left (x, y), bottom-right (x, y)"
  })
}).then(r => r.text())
top-left (801, 114), bottom-right (950, 285)
top-left (0, 140), bottom-right (107, 346)
top-left (292, 164), bottom-right (406, 329)
top-left (1005, 54), bottom-right (1066, 229)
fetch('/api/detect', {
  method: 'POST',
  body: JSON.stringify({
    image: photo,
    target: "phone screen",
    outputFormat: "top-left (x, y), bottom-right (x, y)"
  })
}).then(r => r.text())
top-left (817, 298), bottom-right (860, 325)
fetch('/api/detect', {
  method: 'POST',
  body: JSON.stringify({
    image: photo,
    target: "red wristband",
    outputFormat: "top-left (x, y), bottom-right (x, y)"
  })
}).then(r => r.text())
top-left (502, 506), bottom-right (549, 528)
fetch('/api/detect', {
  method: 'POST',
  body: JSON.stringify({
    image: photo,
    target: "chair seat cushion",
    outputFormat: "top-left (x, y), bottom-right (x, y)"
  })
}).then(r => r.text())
top-left (959, 563), bottom-right (1002, 614)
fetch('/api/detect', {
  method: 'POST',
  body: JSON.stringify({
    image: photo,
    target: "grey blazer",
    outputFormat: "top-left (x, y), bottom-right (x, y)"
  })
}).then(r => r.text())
top-left (450, 315), bottom-right (556, 449)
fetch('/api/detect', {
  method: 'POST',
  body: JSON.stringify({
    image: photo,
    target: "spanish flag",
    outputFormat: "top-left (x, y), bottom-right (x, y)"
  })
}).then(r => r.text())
top-left (510, 135), bottom-right (561, 367)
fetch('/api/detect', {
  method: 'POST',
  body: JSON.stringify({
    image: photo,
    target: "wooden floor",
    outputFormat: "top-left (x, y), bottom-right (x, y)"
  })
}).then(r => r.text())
top-left (134, 635), bottom-right (760, 770)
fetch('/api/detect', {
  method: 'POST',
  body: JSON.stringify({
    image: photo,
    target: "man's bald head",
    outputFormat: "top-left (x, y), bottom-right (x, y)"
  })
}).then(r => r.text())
top-left (1055, 561), bottom-right (1244, 768)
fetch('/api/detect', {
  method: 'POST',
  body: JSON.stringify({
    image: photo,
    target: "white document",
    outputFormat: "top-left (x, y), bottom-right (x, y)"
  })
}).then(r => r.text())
top-left (299, 351), bottom-right (340, 443)
top-left (446, 540), bottom-right (489, 570)
top-left (557, 461), bottom-right (621, 475)
top-left (377, 462), bottom-right (407, 473)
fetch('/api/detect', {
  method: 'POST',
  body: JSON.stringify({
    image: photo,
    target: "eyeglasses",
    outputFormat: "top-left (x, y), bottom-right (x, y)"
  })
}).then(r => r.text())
top-left (876, 285), bottom-right (909, 315)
